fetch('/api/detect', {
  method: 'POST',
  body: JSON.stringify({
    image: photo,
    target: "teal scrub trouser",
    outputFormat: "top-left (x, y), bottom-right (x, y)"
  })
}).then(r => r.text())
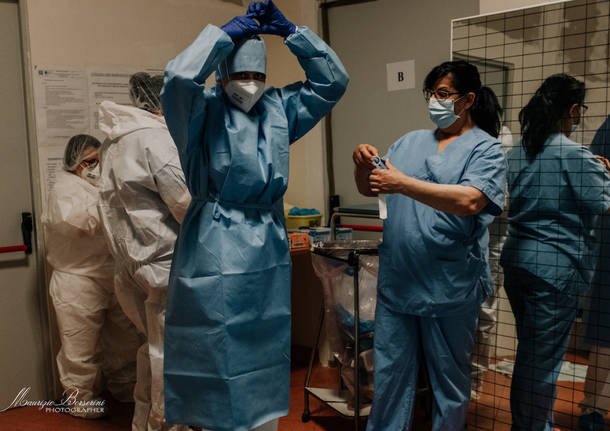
top-left (504, 267), bottom-right (578, 431)
top-left (366, 301), bottom-right (478, 431)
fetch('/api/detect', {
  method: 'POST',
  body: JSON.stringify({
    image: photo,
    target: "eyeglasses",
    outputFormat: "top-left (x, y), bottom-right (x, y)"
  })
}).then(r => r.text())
top-left (80, 157), bottom-right (99, 168)
top-left (423, 88), bottom-right (462, 103)
top-left (580, 104), bottom-right (589, 114)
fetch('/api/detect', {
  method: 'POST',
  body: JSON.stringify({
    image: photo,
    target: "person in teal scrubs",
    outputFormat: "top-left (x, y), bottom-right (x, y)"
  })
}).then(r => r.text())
top-left (160, 1), bottom-right (348, 430)
top-left (353, 60), bottom-right (506, 431)
top-left (579, 114), bottom-right (610, 431)
top-left (500, 73), bottom-right (610, 431)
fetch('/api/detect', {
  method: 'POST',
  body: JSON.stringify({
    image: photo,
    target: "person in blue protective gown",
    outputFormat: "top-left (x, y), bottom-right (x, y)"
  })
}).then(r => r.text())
top-left (500, 74), bottom-right (610, 431)
top-left (160, 1), bottom-right (349, 430)
top-left (579, 115), bottom-right (610, 431)
top-left (353, 60), bottom-right (507, 431)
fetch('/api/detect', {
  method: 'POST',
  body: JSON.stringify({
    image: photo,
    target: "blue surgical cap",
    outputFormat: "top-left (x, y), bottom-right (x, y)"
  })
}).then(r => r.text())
top-left (216, 36), bottom-right (266, 80)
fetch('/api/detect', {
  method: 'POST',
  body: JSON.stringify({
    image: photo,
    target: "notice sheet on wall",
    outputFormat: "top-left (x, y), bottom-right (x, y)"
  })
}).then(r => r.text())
top-left (34, 65), bottom-right (164, 205)
top-left (33, 66), bottom-right (89, 147)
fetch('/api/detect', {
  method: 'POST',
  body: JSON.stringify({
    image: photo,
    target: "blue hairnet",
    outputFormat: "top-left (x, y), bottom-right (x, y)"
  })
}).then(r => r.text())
top-left (63, 134), bottom-right (101, 172)
top-left (129, 72), bottom-right (164, 114)
top-left (216, 36), bottom-right (266, 80)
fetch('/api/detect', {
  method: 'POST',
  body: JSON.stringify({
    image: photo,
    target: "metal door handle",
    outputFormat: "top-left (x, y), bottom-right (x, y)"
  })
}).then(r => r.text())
top-left (0, 212), bottom-right (32, 254)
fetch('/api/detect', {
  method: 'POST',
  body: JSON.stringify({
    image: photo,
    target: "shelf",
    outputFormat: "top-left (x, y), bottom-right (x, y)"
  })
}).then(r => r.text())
top-left (305, 387), bottom-right (371, 418)
top-left (336, 203), bottom-right (379, 217)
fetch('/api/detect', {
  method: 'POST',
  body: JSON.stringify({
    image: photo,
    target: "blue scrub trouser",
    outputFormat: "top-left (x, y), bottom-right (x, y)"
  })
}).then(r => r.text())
top-left (504, 267), bottom-right (578, 431)
top-left (366, 301), bottom-right (478, 431)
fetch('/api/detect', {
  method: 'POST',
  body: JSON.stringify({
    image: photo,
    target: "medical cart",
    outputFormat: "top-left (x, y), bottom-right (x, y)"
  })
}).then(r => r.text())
top-left (302, 240), bottom-right (379, 431)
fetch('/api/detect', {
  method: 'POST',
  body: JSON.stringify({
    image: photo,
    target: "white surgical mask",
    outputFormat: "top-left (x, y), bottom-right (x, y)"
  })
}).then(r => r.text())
top-left (571, 123), bottom-right (579, 133)
top-left (224, 79), bottom-right (265, 113)
top-left (428, 96), bottom-right (461, 129)
top-left (81, 164), bottom-right (100, 186)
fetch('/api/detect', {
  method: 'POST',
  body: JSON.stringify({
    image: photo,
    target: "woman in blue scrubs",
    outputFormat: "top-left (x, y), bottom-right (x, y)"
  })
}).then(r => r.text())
top-left (500, 74), bottom-right (610, 431)
top-left (353, 60), bottom-right (507, 431)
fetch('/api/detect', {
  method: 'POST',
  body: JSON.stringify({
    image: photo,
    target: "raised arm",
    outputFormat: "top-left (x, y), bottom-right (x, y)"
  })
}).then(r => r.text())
top-left (279, 27), bottom-right (349, 143)
top-left (161, 25), bottom-right (234, 160)
top-left (246, 0), bottom-right (348, 142)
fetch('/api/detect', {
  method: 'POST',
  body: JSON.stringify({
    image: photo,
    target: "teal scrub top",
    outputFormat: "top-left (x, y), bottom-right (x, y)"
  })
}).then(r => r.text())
top-left (500, 133), bottom-right (610, 293)
top-left (379, 127), bottom-right (507, 317)
top-left (587, 115), bottom-right (610, 347)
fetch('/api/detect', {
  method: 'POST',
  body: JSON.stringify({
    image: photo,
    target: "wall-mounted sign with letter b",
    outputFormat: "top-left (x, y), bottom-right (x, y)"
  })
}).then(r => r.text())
top-left (386, 60), bottom-right (415, 92)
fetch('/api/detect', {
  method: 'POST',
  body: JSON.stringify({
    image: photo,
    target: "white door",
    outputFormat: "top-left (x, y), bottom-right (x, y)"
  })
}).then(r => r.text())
top-left (0, 0), bottom-right (49, 407)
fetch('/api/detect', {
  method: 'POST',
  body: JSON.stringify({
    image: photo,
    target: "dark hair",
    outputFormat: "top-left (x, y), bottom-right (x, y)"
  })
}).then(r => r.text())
top-left (519, 73), bottom-right (585, 158)
top-left (424, 60), bottom-right (502, 138)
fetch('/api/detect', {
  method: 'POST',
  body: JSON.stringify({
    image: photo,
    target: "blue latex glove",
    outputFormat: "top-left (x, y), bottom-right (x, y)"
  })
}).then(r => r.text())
top-left (220, 14), bottom-right (260, 42)
top-left (247, 0), bottom-right (296, 38)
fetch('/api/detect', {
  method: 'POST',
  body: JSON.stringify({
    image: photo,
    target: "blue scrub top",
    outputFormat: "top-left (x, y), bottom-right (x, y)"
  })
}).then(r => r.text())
top-left (379, 127), bottom-right (506, 317)
top-left (591, 116), bottom-right (610, 259)
top-left (501, 133), bottom-right (610, 294)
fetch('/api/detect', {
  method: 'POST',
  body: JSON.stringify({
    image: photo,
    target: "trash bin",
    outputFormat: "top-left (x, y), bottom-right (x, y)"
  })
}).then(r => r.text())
top-left (304, 240), bottom-right (379, 423)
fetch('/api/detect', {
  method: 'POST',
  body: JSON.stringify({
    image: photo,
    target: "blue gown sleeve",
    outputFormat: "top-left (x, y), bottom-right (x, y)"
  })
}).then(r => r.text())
top-left (460, 140), bottom-right (507, 216)
top-left (278, 26), bottom-right (349, 143)
top-left (161, 25), bottom-right (234, 162)
top-left (563, 144), bottom-right (610, 215)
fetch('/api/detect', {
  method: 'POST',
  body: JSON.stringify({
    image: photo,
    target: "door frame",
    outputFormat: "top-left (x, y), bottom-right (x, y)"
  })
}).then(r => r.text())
top-left (15, 0), bottom-right (57, 399)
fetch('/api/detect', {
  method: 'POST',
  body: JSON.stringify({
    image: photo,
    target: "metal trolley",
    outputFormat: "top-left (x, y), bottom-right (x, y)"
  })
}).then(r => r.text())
top-left (302, 240), bottom-right (380, 431)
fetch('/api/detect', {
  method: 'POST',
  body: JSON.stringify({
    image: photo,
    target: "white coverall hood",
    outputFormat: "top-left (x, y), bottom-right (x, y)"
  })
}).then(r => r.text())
top-left (98, 100), bottom-right (167, 141)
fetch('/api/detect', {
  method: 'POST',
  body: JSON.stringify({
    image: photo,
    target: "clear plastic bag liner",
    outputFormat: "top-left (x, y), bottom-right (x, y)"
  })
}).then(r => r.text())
top-left (311, 240), bottom-right (380, 406)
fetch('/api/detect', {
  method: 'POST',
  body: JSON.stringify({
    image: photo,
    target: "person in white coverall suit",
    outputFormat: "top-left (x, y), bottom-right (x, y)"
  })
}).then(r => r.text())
top-left (42, 134), bottom-right (140, 418)
top-left (97, 72), bottom-right (192, 431)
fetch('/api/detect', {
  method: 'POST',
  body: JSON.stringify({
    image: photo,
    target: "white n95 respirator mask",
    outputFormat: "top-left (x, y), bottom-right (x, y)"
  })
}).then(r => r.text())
top-left (224, 79), bottom-right (265, 113)
top-left (81, 164), bottom-right (100, 186)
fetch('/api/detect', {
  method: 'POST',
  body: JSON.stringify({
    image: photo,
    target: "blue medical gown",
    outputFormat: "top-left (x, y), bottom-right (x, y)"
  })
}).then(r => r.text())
top-left (500, 133), bottom-right (610, 294)
top-left (379, 127), bottom-right (507, 317)
top-left (160, 25), bottom-right (348, 431)
top-left (587, 118), bottom-right (610, 348)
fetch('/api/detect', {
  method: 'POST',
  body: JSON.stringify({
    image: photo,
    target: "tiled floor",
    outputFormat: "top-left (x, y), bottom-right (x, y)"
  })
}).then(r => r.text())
top-left (466, 352), bottom-right (609, 431)
top-left (0, 350), bottom-right (607, 431)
